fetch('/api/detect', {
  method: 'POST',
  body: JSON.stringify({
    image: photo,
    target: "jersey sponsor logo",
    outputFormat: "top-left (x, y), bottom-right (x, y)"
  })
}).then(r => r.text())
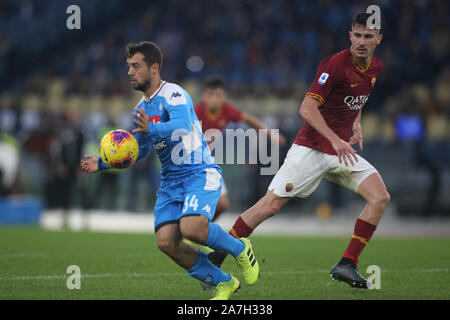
top-left (318, 73), bottom-right (329, 85)
top-left (153, 139), bottom-right (168, 151)
top-left (350, 83), bottom-right (359, 88)
top-left (344, 95), bottom-right (369, 110)
top-left (171, 92), bottom-right (182, 100)
top-left (148, 115), bottom-right (161, 123)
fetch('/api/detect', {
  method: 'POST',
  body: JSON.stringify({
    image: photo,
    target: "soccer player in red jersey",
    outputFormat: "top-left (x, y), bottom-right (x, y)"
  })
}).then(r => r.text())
top-left (195, 76), bottom-right (286, 222)
top-left (209, 13), bottom-right (390, 289)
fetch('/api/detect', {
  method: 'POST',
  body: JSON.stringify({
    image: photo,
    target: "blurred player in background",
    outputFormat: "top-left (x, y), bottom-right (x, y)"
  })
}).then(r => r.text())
top-left (80, 41), bottom-right (259, 299)
top-left (195, 76), bottom-right (287, 222)
top-left (209, 12), bottom-right (390, 289)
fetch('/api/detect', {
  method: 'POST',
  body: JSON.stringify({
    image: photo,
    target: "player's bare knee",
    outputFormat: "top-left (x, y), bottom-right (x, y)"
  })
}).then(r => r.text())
top-left (264, 205), bottom-right (280, 218)
top-left (258, 202), bottom-right (280, 219)
top-left (369, 190), bottom-right (390, 210)
top-left (378, 191), bottom-right (391, 208)
top-left (180, 216), bottom-right (209, 244)
top-left (260, 192), bottom-right (283, 218)
top-left (182, 228), bottom-right (207, 244)
top-left (156, 238), bottom-right (177, 256)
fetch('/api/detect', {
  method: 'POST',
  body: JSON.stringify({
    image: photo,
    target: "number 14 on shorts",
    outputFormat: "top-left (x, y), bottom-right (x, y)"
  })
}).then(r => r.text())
top-left (182, 195), bottom-right (212, 215)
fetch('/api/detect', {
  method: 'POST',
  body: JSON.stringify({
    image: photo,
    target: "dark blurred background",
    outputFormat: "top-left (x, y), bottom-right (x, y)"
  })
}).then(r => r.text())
top-left (0, 0), bottom-right (449, 222)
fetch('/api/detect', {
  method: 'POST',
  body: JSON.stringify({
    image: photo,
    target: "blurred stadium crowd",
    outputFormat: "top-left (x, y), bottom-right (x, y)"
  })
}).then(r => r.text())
top-left (0, 0), bottom-right (449, 216)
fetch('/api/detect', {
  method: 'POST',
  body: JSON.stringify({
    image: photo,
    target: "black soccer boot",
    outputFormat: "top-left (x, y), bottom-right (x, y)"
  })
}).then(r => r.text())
top-left (207, 250), bottom-right (228, 268)
top-left (330, 258), bottom-right (373, 289)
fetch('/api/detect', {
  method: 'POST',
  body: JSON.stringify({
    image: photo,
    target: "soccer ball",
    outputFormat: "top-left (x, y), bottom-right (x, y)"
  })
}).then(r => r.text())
top-left (99, 130), bottom-right (139, 169)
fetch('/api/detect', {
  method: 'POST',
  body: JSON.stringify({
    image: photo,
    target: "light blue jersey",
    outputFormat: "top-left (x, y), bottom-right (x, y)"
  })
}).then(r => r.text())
top-left (99, 80), bottom-right (219, 180)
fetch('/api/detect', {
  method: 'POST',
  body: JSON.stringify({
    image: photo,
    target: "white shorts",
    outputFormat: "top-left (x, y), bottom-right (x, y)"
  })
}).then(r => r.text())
top-left (268, 145), bottom-right (378, 198)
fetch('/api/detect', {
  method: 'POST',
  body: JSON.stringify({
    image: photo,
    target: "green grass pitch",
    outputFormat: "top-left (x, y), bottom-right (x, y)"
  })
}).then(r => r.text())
top-left (0, 226), bottom-right (449, 300)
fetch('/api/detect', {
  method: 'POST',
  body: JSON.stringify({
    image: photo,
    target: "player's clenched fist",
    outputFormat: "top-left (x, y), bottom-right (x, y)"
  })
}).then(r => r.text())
top-left (80, 154), bottom-right (99, 173)
top-left (330, 137), bottom-right (359, 167)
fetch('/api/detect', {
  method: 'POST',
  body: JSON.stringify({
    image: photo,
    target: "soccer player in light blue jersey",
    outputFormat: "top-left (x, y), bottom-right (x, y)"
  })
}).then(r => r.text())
top-left (80, 41), bottom-right (259, 299)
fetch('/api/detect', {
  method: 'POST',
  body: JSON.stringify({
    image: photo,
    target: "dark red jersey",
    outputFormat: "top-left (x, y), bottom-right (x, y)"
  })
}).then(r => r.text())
top-left (195, 102), bottom-right (243, 133)
top-left (295, 48), bottom-right (383, 155)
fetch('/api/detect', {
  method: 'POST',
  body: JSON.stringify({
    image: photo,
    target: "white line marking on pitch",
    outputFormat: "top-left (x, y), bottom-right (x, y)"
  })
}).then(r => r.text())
top-left (0, 268), bottom-right (447, 281)
top-left (0, 253), bottom-right (48, 258)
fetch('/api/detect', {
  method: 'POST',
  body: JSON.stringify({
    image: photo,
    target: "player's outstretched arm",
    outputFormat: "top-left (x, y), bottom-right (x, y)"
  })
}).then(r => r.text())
top-left (80, 155), bottom-right (99, 173)
top-left (299, 96), bottom-right (358, 166)
top-left (242, 113), bottom-right (287, 147)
